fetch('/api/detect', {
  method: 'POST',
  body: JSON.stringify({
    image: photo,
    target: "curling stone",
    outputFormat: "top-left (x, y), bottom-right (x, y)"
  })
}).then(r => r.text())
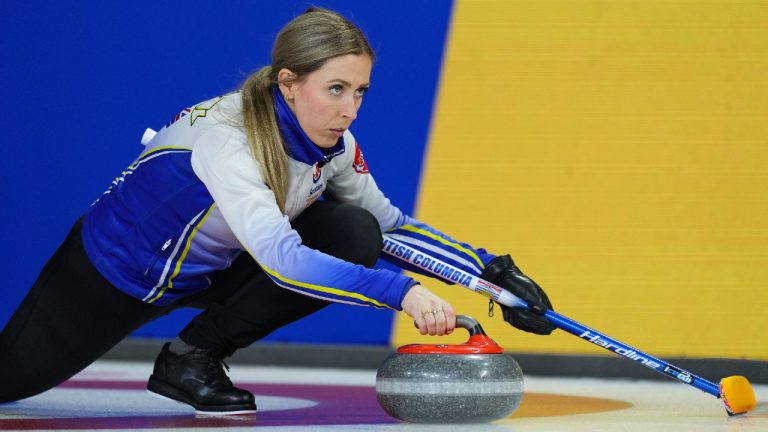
top-left (376, 315), bottom-right (523, 423)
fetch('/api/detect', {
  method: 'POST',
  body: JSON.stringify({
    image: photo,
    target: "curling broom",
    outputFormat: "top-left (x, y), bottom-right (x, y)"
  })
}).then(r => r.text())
top-left (382, 234), bottom-right (757, 415)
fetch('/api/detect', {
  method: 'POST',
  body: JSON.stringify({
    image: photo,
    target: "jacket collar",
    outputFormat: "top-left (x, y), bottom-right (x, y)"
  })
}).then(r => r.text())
top-left (273, 86), bottom-right (346, 166)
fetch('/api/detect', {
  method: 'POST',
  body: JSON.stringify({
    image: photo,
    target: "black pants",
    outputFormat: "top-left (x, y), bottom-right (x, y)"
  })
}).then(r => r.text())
top-left (0, 201), bottom-right (382, 403)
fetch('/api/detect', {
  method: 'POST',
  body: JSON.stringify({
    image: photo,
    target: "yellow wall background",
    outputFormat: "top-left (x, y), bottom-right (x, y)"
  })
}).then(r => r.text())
top-left (392, 0), bottom-right (768, 360)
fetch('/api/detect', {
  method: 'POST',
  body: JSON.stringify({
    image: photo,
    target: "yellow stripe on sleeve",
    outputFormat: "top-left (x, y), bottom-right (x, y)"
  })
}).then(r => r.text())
top-left (395, 225), bottom-right (485, 270)
top-left (245, 247), bottom-right (395, 310)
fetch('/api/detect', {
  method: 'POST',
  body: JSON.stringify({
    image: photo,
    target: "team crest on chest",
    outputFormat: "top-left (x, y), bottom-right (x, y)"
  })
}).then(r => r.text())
top-left (306, 162), bottom-right (324, 204)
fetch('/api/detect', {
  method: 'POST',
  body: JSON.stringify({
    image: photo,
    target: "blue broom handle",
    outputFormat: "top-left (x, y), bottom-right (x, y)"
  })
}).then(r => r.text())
top-left (382, 234), bottom-right (720, 397)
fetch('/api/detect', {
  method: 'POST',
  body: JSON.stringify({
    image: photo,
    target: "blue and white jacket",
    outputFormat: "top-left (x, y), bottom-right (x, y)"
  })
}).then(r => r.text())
top-left (81, 89), bottom-right (495, 308)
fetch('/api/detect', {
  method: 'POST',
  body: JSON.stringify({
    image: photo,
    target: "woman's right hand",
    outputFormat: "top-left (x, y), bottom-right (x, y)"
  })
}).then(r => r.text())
top-left (400, 284), bottom-right (456, 336)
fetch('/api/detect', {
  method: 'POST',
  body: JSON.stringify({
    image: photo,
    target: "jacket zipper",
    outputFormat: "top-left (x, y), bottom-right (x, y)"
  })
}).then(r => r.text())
top-left (144, 238), bottom-right (173, 276)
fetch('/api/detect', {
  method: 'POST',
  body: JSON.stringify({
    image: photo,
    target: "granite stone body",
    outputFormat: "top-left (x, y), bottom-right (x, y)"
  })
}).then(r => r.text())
top-left (376, 352), bottom-right (524, 423)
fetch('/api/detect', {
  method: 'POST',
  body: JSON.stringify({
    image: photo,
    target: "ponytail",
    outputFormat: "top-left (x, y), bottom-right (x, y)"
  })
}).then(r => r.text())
top-left (241, 66), bottom-right (289, 213)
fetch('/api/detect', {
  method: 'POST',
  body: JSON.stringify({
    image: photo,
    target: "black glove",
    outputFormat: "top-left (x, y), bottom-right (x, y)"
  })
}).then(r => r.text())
top-left (480, 255), bottom-right (555, 335)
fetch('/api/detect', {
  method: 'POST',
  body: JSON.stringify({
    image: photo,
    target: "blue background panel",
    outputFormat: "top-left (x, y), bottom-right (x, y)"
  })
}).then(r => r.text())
top-left (0, 1), bottom-right (453, 344)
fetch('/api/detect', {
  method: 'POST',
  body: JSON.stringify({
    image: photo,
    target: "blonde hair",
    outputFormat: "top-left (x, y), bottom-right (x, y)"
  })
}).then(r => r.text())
top-left (241, 7), bottom-right (375, 212)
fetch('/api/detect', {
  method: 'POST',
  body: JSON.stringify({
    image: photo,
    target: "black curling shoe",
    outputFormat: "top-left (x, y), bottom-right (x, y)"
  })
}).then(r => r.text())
top-left (147, 342), bottom-right (256, 415)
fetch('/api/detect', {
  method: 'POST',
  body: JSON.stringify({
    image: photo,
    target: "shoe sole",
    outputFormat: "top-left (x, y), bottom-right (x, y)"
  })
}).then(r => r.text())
top-left (147, 374), bottom-right (257, 415)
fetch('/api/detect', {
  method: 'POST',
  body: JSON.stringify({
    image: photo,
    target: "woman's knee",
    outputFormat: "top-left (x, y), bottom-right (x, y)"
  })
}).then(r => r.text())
top-left (294, 202), bottom-right (382, 267)
top-left (336, 204), bottom-right (383, 266)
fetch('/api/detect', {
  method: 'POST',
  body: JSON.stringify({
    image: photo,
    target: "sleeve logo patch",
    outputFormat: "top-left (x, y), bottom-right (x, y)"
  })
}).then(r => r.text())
top-left (353, 142), bottom-right (369, 174)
